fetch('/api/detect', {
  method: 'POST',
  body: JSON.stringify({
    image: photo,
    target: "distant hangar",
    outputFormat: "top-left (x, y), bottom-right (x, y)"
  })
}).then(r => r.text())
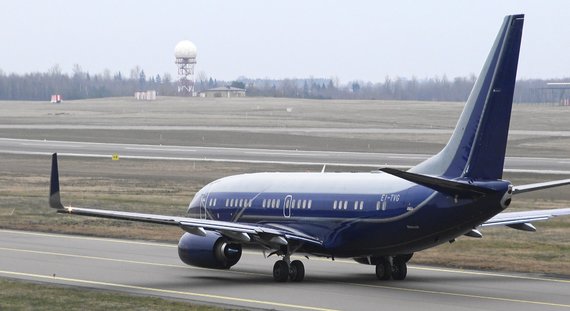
top-left (200, 86), bottom-right (246, 98)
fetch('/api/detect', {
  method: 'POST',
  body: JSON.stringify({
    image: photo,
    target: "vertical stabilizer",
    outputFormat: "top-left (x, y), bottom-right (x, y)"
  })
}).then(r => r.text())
top-left (410, 15), bottom-right (524, 180)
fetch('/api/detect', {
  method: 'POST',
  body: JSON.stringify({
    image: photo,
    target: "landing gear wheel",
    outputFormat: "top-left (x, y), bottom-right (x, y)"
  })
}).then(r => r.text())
top-left (273, 260), bottom-right (289, 282)
top-left (375, 259), bottom-right (392, 280)
top-left (289, 260), bottom-right (305, 282)
top-left (392, 260), bottom-right (407, 280)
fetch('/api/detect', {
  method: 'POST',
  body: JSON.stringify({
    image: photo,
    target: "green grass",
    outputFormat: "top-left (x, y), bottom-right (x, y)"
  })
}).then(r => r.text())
top-left (0, 278), bottom-right (232, 311)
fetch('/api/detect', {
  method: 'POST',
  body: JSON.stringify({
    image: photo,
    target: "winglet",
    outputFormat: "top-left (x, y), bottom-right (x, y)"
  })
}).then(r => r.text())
top-left (49, 153), bottom-right (64, 210)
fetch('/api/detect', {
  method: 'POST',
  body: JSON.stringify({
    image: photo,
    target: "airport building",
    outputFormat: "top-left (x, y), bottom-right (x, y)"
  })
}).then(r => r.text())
top-left (200, 86), bottom-right (246, 98)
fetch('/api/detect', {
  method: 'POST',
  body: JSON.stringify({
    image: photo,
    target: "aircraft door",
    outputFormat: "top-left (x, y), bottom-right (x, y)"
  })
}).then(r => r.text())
top-left (199, 193), bottom-right (208, 219)
top-left (283, 195), bottom-right (292, 218)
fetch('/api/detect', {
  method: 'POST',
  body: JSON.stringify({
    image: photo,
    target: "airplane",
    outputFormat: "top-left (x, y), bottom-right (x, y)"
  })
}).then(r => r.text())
top-left (49, 14), bottom-right (570, 282)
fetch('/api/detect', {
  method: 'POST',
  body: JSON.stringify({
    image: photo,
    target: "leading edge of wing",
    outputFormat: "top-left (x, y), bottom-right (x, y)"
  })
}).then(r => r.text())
top-left (57, 206), bottom-right (322, 246)
top-left (481, 208), bottom-right (570, 227)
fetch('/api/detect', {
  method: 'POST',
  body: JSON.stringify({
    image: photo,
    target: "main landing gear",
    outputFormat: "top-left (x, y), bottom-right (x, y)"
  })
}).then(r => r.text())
top-left (273, 256), bottom-right (305, 282)
top-left (374, 255), bottom-right (411, 281)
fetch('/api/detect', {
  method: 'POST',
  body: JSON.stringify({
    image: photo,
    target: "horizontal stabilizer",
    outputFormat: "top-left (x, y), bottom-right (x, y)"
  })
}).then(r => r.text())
top-left (482, 208), bottom-right (570, 227)
top-left (380, 168), bottom-right (496, 197)
top-left (513, 179), bottom-right (570, 194)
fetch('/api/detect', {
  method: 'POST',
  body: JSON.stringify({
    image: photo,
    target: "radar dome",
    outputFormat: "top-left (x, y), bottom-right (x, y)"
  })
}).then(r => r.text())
top-left (174, 40), bottom-right (197, 59)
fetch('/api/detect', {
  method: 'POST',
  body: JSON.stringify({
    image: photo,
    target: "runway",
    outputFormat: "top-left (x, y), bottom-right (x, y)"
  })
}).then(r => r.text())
top-left (1, 137), bottom-right (570, 174)
top-left (2, 124), bottom-right (570, 137)
top-left (0, 229), bottom-right (568, 310)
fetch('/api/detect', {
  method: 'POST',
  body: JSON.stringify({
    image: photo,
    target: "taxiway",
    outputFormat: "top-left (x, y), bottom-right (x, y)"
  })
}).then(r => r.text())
top-left (2, 138), bottom-right (570, 174)
top-left (0, 229), bottom-right (568, 311)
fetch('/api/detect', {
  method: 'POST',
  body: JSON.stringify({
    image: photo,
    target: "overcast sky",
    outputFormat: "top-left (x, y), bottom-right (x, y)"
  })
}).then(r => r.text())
top-left (1, 1), bottom-right (569, 82)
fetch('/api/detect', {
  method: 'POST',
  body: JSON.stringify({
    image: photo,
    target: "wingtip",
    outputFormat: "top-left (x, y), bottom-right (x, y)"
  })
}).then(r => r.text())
top-left (49, 153), bottom-right (64, 210)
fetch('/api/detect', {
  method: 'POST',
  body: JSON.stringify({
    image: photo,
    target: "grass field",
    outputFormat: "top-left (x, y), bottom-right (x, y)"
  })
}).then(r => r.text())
top-left (2, 97), bottom-right (570, 157)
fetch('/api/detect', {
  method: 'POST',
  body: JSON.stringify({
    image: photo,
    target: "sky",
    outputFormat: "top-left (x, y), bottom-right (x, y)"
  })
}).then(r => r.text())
top-left (1, 1), bottom-right (569, 83)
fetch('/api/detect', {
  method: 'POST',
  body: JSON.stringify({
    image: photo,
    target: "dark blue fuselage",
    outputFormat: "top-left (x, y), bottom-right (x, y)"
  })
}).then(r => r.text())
top-left (188, 172), bottom-right (511, 258)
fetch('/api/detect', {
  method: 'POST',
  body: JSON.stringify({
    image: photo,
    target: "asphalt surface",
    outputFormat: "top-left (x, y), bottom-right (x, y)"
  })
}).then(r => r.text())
top-left (2, 137), bottom-right (570, 174)
top-left (2, 124), bottom-right (570, 137)
top-left (0, 229), bottom-right (568, 311)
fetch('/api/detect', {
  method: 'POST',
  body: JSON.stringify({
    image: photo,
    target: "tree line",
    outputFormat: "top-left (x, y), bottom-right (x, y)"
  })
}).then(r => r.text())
top-left (0, 65), bottom-right (567, 103)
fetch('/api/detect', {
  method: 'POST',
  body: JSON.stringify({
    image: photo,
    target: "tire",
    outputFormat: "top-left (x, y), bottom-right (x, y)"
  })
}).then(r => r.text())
top-left (273, 260), bottom-right (289, 282)
top-left (289, 260), bottom-right (305, 282)
top-left (392, 261), bottom-right (407, 280)
top-left (375, 260), bottom-right (392, 280)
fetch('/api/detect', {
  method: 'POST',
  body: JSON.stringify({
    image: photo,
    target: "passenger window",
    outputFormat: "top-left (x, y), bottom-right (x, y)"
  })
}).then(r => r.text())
top-left (360, 201), bottom-right (364, 210)
top-left (302, 200), bottom-right (306, 209)
top-left (333, 200), bottom-right (337, 210)
top-left (271, 199), bottom-right (276, 208)
top-left (230, 198), bottom-right (234, 207)
top-left (291, 199), bottom-right (296, 208)
top-left (276, 199), bottom-right (281, 208)
top-left (213, 199), bottom-right (217, 206)
top-left (308, 200), bottom-right (312, 209)
top-left (262, 199), bottom-right (266, 208)
top-left (382, 201), bottom-right (387, 211)
top-left (344, 201), bottom-right (348, 210)
top-left (354, 201), bottom-right (358, 210)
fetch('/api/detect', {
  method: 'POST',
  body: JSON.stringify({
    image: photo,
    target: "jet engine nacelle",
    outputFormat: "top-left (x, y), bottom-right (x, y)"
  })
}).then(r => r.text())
top-left (177, 231), bottom-right (242, 269)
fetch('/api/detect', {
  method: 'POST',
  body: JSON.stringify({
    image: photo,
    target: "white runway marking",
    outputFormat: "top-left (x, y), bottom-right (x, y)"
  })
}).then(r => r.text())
top-left (124, 147), bottom-right (196, 152)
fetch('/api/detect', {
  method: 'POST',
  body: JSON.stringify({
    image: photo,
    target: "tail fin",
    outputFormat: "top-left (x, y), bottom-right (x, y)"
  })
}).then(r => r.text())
top-left (410, 14), bottom-right (524, 180)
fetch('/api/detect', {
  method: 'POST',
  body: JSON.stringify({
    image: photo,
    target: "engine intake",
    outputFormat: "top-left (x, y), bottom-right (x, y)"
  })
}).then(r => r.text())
top-left (178, 231), bottom-right (242, 269)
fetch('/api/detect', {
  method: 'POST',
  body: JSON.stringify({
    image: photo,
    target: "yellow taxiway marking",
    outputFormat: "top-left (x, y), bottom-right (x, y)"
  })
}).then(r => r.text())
top-left (0, 229), bottom-right (174, 248)
top-left (0, 270), bottom-right (337, 311)
top-left (2, 246), bottom-right (569, 309)
top-left (3, 229), bottom-right (570, 285)
top-left (308, 256), bottom-right (570, 284)
top-left (337, 281), bottom-right (570, 309)
top-left (0, 246), bottom-right (266, 278)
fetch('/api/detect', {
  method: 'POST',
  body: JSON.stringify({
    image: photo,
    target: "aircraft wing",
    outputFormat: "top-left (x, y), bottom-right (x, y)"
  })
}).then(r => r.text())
top-left (55, 206), bottom-right (322, 246)
top-left (49, 154), bottom-right (322, 248)
top-left (481, 208), bottom-right (570, 230)
top-left (480, 179), bottom-right (570, 230)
